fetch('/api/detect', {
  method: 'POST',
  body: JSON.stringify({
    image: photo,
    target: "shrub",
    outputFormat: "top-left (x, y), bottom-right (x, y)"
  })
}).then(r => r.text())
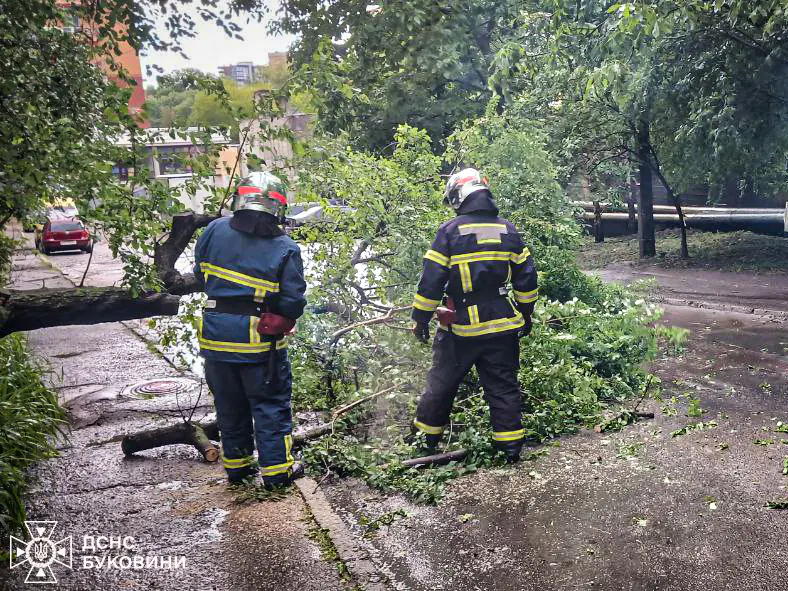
top-left (0, 335), bottom-right (66, 540)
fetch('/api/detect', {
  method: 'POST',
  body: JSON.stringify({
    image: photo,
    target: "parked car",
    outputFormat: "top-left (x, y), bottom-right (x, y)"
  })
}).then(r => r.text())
top-left (35, 218), bottom-right (92, 254)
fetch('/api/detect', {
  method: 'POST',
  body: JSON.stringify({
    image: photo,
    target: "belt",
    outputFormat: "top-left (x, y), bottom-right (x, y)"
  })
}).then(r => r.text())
top-left (204, 298), bottom-right (265, 316)
top-left (452, 287), bottom-right (509, 308)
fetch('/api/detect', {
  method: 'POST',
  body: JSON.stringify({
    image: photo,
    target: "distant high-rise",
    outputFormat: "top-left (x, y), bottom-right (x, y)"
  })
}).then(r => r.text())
top-left (217, 61), bottom-right (257, 85)
top-left (267, 52), bottom-right (288, 71)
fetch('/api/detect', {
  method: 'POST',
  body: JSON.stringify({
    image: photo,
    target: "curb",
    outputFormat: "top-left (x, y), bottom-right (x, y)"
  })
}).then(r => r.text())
top-left (659, 297), bottom-right (788, 321)
top-left (295, 477), bottom-right (391, 591)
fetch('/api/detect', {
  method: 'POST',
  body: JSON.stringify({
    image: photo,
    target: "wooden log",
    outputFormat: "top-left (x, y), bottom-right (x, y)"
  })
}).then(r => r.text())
top-left (120, 421), bottom-right (333, 459)
top-left (398, 449), bottom-right (469, 469)
top-left (121, 421), bottom-right (219, 462)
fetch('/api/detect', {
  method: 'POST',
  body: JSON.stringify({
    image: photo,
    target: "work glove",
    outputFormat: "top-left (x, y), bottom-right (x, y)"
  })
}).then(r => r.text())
top-left (412, 321), bottom-right (430, 343)
top-left (519, 315), bottom-right (532, 338)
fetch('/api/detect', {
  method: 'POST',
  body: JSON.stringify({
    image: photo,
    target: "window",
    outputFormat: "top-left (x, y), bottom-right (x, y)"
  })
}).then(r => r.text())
top-left (156, 146), bottom-right (195, 175)
top-left (61, 14), bottom-right (81, 34)
top-left (112, 162), bottom-right (131, 181)
top-left (51, 221), bottom-right (84, 232)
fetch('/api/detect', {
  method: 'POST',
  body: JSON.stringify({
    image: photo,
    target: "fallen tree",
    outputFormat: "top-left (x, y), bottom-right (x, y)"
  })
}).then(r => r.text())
top-left (0, 212), bottom-right (215, 336)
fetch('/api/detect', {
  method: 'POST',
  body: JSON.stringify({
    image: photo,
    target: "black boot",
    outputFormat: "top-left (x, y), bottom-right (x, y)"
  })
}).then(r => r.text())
top-left (263, 462), bottom-right (304, 490)
top-left (422, 434), bottom-right (441, 455)
top-left (494, 441), bottom-right (523, 464)
top-left (227, 465), bottom-right (259, 485)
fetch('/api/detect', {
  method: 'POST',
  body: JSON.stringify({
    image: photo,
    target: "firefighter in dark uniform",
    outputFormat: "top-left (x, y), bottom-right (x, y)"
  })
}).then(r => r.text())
top-left (194, 171), bottom-right (307, 487)
top-left (411, 168), bottom-right (538, 462)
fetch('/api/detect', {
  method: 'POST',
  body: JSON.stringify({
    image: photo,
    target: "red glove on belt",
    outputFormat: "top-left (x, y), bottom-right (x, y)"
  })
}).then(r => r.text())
top-left (257, 312), bottom-right (296, 336)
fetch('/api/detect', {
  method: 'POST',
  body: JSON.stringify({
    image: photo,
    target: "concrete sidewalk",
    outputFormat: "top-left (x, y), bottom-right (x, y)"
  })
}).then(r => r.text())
top-left (1, 228), bottom-right (349, 591)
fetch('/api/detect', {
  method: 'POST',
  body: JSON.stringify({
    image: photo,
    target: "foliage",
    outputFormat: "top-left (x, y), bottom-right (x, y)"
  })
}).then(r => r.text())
top-left (0, 0), bottom-right (126, 225)
top-left (358, 508), bottom-right (409, 537)
top-left (481, 1), bottom-right (788, 259)
top-left (655, 325), bottom-right (690, 356)
top-left (145, 71), bottom-right (286, 129)
top-left (670, 421), bottom-right (718, 437)
top-left (764, 499), bottom-right (788, 510)
top-left (278, 0), bottom-right (545, 148)
top-left (0, 335), bottom-right (66, 540)
top-left (0, 234), bottom-right (15, 284)
top-left (284, 120), bottom-right (662, 503)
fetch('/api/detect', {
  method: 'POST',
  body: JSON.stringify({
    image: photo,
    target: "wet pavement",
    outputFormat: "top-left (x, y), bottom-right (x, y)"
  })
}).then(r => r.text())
top-left (593, 263), bottom-right (788, 317)
top-left (316, 273), bottom-right (788, 590)
top-left (1, 226), bottom-right (347, 591)
top-left (4, 224), bottom-right (787, 590)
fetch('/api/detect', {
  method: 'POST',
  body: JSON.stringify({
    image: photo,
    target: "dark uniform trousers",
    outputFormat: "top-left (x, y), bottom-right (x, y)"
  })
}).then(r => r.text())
top-left (416, 330), bottom-right (524, 452)
top-left (204, 350), bottom-right (294, 485)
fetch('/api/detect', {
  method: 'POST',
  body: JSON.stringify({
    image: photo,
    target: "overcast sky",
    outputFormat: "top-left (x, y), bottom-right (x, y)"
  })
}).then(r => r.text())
top-left (139, 1), bottom-right (296, 85)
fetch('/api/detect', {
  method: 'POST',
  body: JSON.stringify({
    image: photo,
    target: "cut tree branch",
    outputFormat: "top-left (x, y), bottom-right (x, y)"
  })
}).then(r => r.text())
top-left (1, 211), bottom-right (217, 335)
top-left (0, 287), bottom-right (181, 337)
top-left (329, 306), bottom-right (411, 346)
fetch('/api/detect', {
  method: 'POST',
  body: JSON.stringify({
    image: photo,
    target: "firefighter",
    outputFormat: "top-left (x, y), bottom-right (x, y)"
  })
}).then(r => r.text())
top-left (411, 168), bottom-right (538, 462)
top-left (194, 171), bottom-right (307, 488)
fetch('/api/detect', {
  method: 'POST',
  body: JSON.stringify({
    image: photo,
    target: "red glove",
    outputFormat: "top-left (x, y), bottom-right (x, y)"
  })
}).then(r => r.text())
top-left (257, 312), bottom-right (296, 336)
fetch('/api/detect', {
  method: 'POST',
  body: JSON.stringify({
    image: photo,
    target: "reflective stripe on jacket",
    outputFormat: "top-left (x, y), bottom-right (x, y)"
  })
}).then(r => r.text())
top-left (411, 213), bottom-right (538, 338)
top-left (194, 217), bottom-right (307, 363)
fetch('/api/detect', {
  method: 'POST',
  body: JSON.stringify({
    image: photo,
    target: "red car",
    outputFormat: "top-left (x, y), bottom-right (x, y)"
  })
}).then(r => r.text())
top-left (35, 218), bottom-right (93, 254)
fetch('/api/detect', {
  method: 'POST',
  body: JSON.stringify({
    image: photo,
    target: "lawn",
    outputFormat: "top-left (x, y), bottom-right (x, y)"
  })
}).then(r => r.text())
top-left (579, 229), bottom-right (788, 273)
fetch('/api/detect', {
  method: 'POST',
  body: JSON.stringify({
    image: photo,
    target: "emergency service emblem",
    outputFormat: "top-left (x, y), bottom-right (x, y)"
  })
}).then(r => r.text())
top-left (9, 521), bottom-right (73, 584)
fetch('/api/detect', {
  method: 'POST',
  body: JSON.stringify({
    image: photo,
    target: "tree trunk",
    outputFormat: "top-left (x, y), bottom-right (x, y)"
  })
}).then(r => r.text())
top-left (0, 212), bottom-right (215, 335)
top-left (676, 203), bottom-right (689, 259)
top-left (0, 287), bottom-right (181, 337)
top-left (121, 421), bottom-right (219, 462)
top-left (637, 121), bottom-right (656, 257)
top-left (593, 200), bottom-right (604, 243)
top-left (627, 171), bottom-right (637, 234)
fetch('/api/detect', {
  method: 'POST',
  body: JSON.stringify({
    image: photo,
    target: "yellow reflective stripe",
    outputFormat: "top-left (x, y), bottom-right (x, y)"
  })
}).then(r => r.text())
top-left (468, 305), bottom-right (480, 325)
top-left (511, 247), bottom-right (531, 265)
top-left (513, 288), bottom-right (539, 304)
top-left (451, 314), bottom-right (525, 338)
top-left (458, 223), bottom-right (508, 231)
top-left (285, 434), bottom-right (293, 464)
top-left (459, 262), bottom-right (473, 292)
top-left (249, 316), bottom-right (260, 344)
top-left (424, 249), bottom-right (450, 267)
top-left (413, 293), bottom-right (440, 312)
top-left (450, 251), bottom-right (511, 265)
top-left (478, 238), bottom-right (502, 244)
top-left (200, 262), bottom-right (280, 292)
top-left (199, 336), bottom-right (288, 353)
top-left (413, 419), bottom-right (444, 435)
top-left (223, 455), bottom-right (256, 468)
top-left (260, 461), bottom-right (294, 476)
top-left (493, 429), bottom-right (526, 442)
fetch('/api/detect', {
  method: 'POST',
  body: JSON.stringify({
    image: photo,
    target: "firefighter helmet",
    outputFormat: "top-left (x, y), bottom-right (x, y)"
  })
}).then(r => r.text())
top-left (443, 168), bottom-right (491, 209)
top-left (232, 171), bottom-right (288, 221)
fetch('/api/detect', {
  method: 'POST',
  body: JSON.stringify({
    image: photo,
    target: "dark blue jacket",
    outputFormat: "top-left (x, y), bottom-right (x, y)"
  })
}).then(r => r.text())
top-left (411, 194), bottom-right (538, 338)
top-left (194, 215), bottom-right (307, 363)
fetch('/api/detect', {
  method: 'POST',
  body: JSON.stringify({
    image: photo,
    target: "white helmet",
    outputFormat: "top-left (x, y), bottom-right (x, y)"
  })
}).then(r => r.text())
top-left (443, 168), bottom-right (491, 209)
